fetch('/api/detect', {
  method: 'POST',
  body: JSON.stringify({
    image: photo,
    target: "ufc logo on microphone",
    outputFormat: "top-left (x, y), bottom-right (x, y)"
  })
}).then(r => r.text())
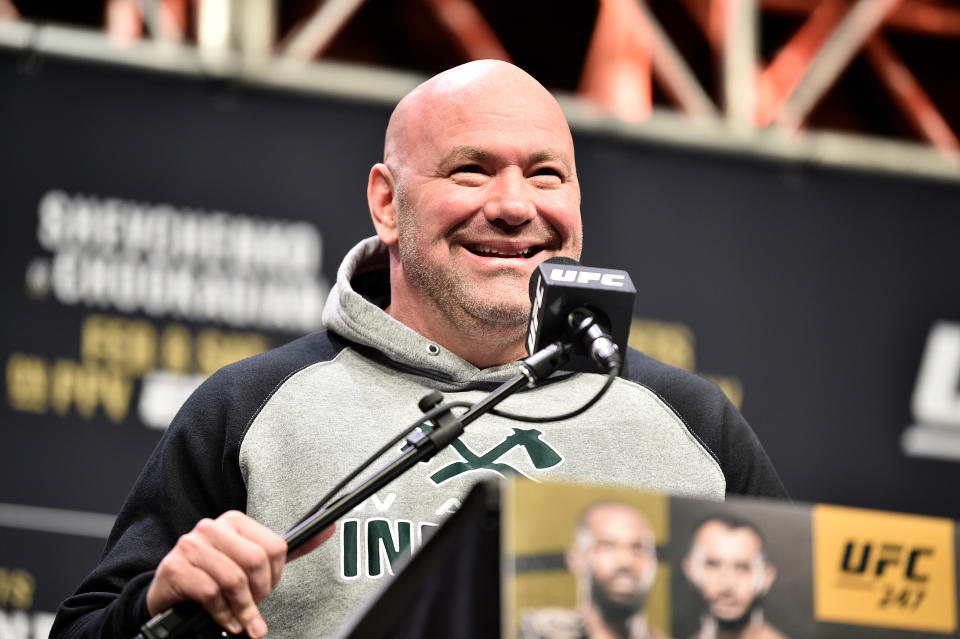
top-left (548, 268), bottom-right (625, 287)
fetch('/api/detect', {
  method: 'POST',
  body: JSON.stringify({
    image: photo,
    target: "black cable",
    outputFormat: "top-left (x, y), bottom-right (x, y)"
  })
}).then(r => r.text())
top-left (291, 359), bottom-right (620, 527)
top-left (489, 363), bottom-right (620, 423)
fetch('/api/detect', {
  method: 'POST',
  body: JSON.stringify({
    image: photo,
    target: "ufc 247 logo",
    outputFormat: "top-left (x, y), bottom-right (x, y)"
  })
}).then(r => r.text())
top-left (813, 505), bottom-right (954, 630)
top-left (548, 268), bottom-right (625, 287)
top-left (841, 541), bottom-right (933, 582)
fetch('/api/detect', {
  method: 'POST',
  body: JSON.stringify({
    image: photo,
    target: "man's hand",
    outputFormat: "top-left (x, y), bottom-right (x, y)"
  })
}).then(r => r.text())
top-left (146, 510), bottom-right (334, 638)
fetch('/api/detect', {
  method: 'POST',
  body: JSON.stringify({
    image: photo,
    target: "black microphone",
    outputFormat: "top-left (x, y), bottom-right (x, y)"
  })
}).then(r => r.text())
top-left (526, 257), bottom-right (636, 373)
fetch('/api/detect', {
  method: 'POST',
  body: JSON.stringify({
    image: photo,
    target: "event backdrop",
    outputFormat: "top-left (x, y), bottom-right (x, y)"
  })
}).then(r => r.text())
top-left (2, 47), bottom-right (959, 634)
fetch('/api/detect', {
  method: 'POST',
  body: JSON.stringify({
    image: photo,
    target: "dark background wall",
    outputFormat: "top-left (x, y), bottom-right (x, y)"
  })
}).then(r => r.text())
top-left (1, 48), bottom-right (958, 628)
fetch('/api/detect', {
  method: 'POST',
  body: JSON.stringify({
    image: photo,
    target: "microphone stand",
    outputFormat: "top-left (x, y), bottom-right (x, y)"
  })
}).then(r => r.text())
top-left (136, 342), bottom-right (569, 639)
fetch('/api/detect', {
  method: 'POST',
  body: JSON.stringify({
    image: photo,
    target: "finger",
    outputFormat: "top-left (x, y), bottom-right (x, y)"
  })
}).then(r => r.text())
top-left (194, 517), bottom-right (275, 602)
top-left (288, 524), bottom-right (336, 562)
top-left (220, 511), bottom-right (288, 589)
top-left (177, 530), bottom-right (267, 638)
top-left (179, 567), bottom-right (246, 635)
top-left (150, 555), bottom-right (244, 635)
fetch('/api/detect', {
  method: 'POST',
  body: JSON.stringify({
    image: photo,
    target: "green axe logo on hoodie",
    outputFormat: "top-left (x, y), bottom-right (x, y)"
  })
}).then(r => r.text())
top-left (429, 427), bottom-right (563, 484)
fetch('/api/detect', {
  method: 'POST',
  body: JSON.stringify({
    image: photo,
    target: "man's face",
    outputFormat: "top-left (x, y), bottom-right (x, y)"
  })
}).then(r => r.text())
top-left (684, 521), bottom-right (773, 623)
top-left (570, 505), bottom-right (657, 611)
top-left (389, 72), bottom-right (582, 331)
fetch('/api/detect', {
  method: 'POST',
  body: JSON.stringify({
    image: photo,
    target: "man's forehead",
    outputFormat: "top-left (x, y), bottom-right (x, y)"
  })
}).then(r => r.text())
top-left (587, 506), bottom-right (653, 536)
top-left (420, 59), bottom-right (547, 100)
top-left (696, 524), bottom-right (763, 555)
top-left (385, 61), bottom-right (573, 162)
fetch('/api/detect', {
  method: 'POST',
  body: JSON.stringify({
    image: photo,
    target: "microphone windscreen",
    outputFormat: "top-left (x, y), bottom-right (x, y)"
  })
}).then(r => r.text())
top-left (526, 259), bottom-right (636, 373)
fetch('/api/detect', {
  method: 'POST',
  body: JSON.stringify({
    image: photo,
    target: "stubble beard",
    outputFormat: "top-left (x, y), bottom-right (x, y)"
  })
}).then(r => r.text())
top-left (706, 593), bottom-right (762, 632)
top-left (713, 597), bottom-right (761, 632)
top-left (590, 572), bottom-right (647, 631)
top-left (396, 191), bottom-right (530, 346)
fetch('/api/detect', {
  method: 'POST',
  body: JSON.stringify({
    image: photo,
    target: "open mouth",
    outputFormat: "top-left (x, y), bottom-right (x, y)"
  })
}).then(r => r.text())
top-left (464, 244), bottom-right (543, 259)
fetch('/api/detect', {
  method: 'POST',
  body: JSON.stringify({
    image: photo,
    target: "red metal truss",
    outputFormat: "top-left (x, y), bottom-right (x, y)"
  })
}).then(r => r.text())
top-left (759, 0), bottom-right (960, 153)
top-left (0, 0), bottom-right (19, 20)
top-left (754, 0), bottom-right (851, 126)
top-left (676, 0), bottom-right (958, 155)
top-left (865, 35), bottom-right (959, 154)
top-left (279, 0), bottom-right (367, 59)
top-left (579, 0), bottom-right (718, 122)
top-left (579, 0), bottom-right (654, 122)
top-left (280, 0), bottom-right (509, 65)
top-left (422, 0), bottom-right (511, 62)
top-left (105, 0), bottom-right (143, 42)
top-left (763, 0), bottom-right (960, 38)
top-left (160, 0), bottom-right (188, 41)
top-left (105, 0), bottom-right (187, 43)
top-left (29, 0), bottom-right (960, 155)
top-left (773, 0), bottom-right (903, 130)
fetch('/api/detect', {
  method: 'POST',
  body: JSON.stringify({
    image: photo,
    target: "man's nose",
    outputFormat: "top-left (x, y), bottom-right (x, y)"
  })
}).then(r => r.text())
top-left (611, 546), bottom-right (641, 569)
top-left (717, 567), bottom-right (736, 591)
top-left (482, 171), bottom-right (536, 226)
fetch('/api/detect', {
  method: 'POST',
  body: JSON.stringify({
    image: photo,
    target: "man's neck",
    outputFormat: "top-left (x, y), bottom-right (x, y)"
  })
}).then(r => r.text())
top-left (580, 605), bottom-right (650, 639)
top-left (697, 609), bottom-right (766, 639)
top-left (386, 301), bottom-right (527, 368)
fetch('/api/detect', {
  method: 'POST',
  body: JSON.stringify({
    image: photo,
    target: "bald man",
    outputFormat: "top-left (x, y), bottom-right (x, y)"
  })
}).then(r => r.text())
top-left (52, 61), bottom-right (785, 639)
top-left (523, 502), bottom-right (671, 639)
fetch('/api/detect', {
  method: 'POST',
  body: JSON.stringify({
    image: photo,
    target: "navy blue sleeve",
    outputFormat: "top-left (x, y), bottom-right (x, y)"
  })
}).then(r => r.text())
top-left (51, 332), bottom-right (346, 639)
top-left (621, 348), bottom-right (788, 499)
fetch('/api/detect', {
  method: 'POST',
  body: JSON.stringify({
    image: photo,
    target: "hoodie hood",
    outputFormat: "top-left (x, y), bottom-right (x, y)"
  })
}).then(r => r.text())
top-left (322, 236), bottom-right (525, 388)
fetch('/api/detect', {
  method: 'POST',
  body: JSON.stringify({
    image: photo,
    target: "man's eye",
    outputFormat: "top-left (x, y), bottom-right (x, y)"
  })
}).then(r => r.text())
top-left (531, 167), bottom-right (563, 182)
top-left (534, 166), bottom-right (562, 177)
top-left (453, 164), bottom-right (485, 175)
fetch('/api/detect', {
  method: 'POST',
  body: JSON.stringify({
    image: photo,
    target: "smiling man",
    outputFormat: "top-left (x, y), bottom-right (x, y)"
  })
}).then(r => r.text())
top-left (369, 60), bottom-right (583, 366)
top-left (53, 61), bottom-right (785, 639)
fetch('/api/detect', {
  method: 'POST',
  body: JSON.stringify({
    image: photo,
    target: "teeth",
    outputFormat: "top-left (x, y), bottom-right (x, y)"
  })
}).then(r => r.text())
top-left (469, 245), bottom-right (531, 257)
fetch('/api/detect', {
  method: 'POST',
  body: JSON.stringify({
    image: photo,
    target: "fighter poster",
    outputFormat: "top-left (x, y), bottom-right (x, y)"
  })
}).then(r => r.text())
top-left (504, 480), bottom-right (958, 638)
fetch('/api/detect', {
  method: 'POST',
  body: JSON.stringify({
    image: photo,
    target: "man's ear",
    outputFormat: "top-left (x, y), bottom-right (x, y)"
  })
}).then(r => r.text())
top-left (368, 163), bottom-right (398, 246)
top-left (566, 546), bottom-right (583, 577)
top-left (760, 563), bottom-right (777, 595)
